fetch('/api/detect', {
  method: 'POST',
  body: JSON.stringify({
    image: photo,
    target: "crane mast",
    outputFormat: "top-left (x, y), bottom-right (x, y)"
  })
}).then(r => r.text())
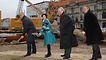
top-left (16, 0), bottom-right (24, 15)
top-left (0, 10), bottom-right (1, 30)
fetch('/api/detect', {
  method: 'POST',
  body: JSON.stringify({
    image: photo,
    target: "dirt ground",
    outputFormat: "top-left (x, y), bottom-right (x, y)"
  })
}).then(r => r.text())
top-left (0, 38), bottom-right (106, 60)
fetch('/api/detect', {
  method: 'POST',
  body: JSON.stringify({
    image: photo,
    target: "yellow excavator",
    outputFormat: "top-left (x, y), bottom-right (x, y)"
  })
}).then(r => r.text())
top-left (1, 0), bottom-right (90, 43)
top-left (1, 0), bottom-right (84, 32)
top-left (8, 0), bottom-right (44, 32)
top-left (3, 0), bottom-right (73, 43)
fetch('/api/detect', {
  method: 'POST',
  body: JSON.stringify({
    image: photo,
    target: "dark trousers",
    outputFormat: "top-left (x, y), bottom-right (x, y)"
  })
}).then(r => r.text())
top-left (92, 43), bottom-right (101, 59)
top-left (47, 44), bottom-right (51, 54)
top-left (26, 35), bottom-right (36, 55)
top-left (64, 48), bottom-right (71, 57)
top-left (27, 40), bottom-right (36, 54)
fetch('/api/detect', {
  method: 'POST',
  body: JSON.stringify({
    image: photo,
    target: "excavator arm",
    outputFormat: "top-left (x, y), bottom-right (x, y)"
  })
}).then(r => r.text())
top-left (47, 0), bottom-right (88, 22)
top-left (25, 0), bottom-right (57, 22)
top-left (25, 0), bottom-right (88, 22)
top-left (17, 0), bottom-right (43, 15)
top-left (25, 0), bottom-right (43, 14)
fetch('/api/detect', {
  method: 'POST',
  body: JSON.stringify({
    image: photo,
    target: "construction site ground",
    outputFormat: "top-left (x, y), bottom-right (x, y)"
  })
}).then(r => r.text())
top-left (0, 38), bottom-right (106, 60)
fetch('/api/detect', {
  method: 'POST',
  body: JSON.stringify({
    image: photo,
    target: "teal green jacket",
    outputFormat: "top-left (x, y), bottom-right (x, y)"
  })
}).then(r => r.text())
top-left (40, 19), bottom-right (56, 45)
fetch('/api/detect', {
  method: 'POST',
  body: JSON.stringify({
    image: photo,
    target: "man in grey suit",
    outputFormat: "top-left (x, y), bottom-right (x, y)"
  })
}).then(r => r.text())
top-left (19, 12), bottom-right (36, 57)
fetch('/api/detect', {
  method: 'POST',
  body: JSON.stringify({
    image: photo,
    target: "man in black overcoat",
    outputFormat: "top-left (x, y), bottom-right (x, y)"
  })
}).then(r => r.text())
top-left (19, 12), bottom-right (36, 57)
top-left (82, 5), bottom-right (104, 60)
top-left (58, 7), bottom-right (75, 59)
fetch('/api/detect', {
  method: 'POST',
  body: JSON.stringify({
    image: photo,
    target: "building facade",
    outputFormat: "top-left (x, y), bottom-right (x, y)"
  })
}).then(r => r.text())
top-left (26, 1), bottom-right (49, 18)
top-left (26, 0), bottom-right (106, 29)
top-left (63, 0), bottom-right (106, 29)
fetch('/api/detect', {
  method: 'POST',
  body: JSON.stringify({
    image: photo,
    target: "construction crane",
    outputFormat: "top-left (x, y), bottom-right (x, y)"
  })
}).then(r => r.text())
top-left (0, 10), bottom-right (1, 30)
top-left (16, 0), bottom-right (24, 15)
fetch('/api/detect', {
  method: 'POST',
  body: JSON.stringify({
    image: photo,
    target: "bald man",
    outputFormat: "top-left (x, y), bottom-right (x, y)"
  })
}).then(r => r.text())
top-left (83, 5), bottom-right (104, 60)
top-left (19, 12), bottom-right (37, 57)
top-left (58, 7), bottom-right (75, 59)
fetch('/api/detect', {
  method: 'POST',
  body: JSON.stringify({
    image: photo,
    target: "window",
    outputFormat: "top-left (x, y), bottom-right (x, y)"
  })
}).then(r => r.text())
top-left (80, 15), bottom-right (83, 21)
top-left (75, 17), bottom-right (78, 22)
top-left (71, 15), bottom-right (74, 21)
top-left (80, 7), bottom-right (82, 12)
top-left (94, 5), bottom-right (97, 10)
top-left (71, 8), bottom-right (75, 13)
top-left (102, 12), bottom-right (106, 19)
top-left (80, 24), bottom-right (83, 29)
top-left (95, 13), bottom-right (98, 18)
top-left (102, 22), bottom-right (106, 28)
top-left (102, 2), bottom-right (106, 9)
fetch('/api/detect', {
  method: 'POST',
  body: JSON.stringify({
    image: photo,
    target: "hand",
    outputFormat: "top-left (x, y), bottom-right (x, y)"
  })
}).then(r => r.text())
top-left (56, 29), bottom-right (60, 35)
top-left (32, 33), bottom-right (38, 36)
top-left (82, 31), bottom-right (85, 35)
top-left (32, 33), bottom-right (41, 37)
top-left (38, 33), bottom-right (42, 36)
top-left (20, 36), bottom-right (24, 39)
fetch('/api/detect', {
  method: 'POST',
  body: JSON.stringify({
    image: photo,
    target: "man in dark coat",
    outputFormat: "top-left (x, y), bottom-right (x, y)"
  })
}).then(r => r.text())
top-left (83, 5), bottom-right (104, 60)
top-left (19, 12), bottom-right (36, 57)
top-left (58, 7), bottom-right (75, 59)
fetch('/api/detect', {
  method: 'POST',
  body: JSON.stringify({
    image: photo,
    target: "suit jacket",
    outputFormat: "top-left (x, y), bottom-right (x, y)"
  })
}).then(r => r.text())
top-left (40, 19), bottom-right (56, 45)
top-left (60, 12), bottom-right (75, 49)
top-left (83, 10), bottom-right (104, 45)
top-left (21, 16), bottom-right (36, 42)
top-left (22, 16), bottom-right (36, 35)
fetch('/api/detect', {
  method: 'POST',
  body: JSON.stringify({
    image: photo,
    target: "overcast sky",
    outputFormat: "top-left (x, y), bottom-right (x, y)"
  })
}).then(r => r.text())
top-left (0, 0), bottom-right (49, 18)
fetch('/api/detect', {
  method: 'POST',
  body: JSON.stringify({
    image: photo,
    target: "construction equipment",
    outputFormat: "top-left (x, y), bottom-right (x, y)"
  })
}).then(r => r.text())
top-left (0, 0), bottom-right (42, 43)
top-left (9, 0), bottom-right (42, 32)
top-left (1, 0), bottom-right (89, 32)
top-left (16, 0), bottom-right (24, 15)
top-left (0, 10), bottom-right (1, 30)
top-left (25, 0), bottom-right (43, 14)
top-left (0, 0), bottom-right (89, 43)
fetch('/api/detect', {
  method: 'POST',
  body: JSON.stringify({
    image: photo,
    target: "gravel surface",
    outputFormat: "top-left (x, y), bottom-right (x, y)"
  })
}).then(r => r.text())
top-left (0, 38), bottom-right (106, 60)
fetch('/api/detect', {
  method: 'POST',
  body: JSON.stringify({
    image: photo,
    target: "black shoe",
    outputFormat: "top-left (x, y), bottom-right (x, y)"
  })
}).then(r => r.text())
top-left (63, 56), bottom-right (70, 59)
top-left (24, 54), bottom-right (31, 57)
top-left (32, 52), bottom-right (36, 54)
top-left (45, 53), bottom-right (51, 58)
top-left (89, 58), bottom-right (97, 60)
top-left (61, 54), bottom-right (65, 57)
top-left (97, 55), bottom-right (102, 59)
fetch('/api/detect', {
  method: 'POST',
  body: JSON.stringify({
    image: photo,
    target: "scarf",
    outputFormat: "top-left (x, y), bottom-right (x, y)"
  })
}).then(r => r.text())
top-left (59, 12), bottom-right (64, 20)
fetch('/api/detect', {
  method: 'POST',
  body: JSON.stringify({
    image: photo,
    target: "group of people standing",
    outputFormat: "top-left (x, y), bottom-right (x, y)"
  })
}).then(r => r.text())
top-left (18, 5), bottom-right (104, 60)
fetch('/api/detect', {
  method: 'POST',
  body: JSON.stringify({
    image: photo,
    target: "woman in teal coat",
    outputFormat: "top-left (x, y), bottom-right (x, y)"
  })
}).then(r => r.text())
top-left (40, 14), bottom-right (56, 58)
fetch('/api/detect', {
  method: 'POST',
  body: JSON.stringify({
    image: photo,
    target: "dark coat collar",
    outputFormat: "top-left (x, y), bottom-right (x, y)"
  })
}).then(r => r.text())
top-left (86, 9), bottom-right (91, 14)
top-left (59, 12), bottom-right (64, 19)
top-left (21, 15), bottom-right (25, 20)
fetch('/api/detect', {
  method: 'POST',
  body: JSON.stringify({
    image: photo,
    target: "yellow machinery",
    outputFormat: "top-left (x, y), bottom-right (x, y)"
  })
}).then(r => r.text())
top-left (8, 0), bottom-right (57, 32)
top-left (8, 17), bottom-right (42, 32)
top-left (7, 0), bottom-right (77, 32)
top-left (1, 0), bottom-right (89, 32)
top-left (8, 18), bottom-right (22, 31)
top-left (7, 0), bottom-right (43, 32)
top-left (25, 0), bottom-right (57, 22)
